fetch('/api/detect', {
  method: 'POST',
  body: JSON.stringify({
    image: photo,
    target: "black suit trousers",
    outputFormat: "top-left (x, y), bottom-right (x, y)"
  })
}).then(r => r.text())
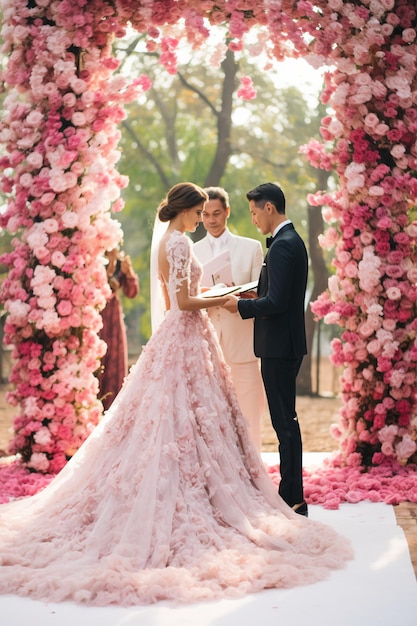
top-left (261, 356), bottom-right (304, 507)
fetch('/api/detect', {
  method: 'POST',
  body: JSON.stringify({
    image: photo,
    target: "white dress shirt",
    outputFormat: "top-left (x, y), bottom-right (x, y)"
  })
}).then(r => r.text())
top-left (272, 219), bottom-right (292, 238)
top-left (207, 229), bottom-right (229, 258)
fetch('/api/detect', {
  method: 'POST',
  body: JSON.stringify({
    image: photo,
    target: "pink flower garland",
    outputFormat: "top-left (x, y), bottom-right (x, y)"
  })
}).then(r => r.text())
top-left (301, 0), bottom-right (417, 468)
top-left (0, 0), bottom-right (416, 496)
top-left (0, 0), bottom-right (151, 472)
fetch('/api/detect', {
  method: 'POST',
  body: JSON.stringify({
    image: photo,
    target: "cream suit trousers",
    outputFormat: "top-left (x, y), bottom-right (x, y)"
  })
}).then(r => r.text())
top-left (225, 356), bottom-right (265, 451)
top-left (194, 231), bottom-right (265, 449)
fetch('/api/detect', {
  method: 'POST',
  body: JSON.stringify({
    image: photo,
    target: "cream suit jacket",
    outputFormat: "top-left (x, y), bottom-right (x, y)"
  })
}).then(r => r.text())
top-left (194, 232), bottom-right (263, 364)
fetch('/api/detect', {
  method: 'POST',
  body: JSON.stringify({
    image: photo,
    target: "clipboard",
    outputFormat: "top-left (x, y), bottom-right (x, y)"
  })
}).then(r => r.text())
top-left (200, 280), bottom-right (258, 298)
top-left (200, 250), bottom-right (233, 287)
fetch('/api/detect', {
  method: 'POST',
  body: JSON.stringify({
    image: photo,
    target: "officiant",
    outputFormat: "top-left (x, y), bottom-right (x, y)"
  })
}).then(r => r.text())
top-left (194, 186), bottom-right (265, 449)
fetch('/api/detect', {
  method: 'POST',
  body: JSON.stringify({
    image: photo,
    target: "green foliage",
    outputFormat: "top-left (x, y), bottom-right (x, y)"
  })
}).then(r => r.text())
top-left (114, 47), bottom-right (325, 347)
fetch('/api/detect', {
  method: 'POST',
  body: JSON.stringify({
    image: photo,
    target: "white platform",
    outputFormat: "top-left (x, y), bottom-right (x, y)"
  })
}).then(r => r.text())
top-left (1, 453), bottom-right (416, 626)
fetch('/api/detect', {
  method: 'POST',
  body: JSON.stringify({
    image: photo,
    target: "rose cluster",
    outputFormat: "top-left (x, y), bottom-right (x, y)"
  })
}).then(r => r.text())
top-left (303, 0), bottom-right (417, 466)
top-left (0, 0), bottom-right (150, 472)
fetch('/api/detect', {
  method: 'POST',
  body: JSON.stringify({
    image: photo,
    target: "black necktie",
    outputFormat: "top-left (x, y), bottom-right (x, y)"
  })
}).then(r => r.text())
top-left (266, 236), bottom-right (273, 248)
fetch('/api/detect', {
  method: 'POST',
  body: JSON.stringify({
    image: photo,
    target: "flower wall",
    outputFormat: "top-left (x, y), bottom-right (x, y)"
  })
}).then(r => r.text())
top-left (0, 0), bottom-right (416, 475)
top-left (303, 0), bottom-right (417, 468)
top-left (0, 0), bottom-right (150, 472)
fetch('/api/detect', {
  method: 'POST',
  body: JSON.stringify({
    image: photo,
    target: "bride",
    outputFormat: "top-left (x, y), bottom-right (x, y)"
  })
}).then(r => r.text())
top-left (0, 182), bottom-right (352, 607)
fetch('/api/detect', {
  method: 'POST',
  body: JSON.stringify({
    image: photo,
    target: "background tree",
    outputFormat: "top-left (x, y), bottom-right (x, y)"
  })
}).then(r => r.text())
top-left (113, 39), bottom-right (332, 394)
top-left (112, 40), bottom-right (332, 391)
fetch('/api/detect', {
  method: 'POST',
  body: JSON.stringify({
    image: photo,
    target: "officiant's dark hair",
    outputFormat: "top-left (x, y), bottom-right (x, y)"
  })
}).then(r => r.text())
top-left (158, 182), bottom-right (208, 222)
top-left (204, 186), bottom-right (230, 211)
top-left (246, 183), bottom-right (286, 215)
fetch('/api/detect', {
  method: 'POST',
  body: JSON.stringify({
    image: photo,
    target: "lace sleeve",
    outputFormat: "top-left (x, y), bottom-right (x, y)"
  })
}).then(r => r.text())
top-left (166, 232), bottom-right (191, 293)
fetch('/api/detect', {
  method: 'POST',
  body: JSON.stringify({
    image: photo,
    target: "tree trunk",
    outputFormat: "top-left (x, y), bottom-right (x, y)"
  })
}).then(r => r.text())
top-left (298, 170), bottom-right (330, 395)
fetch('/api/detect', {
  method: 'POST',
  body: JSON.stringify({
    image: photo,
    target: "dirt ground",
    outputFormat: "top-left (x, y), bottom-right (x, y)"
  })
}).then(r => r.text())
top-left (0, 358), bottom-right (416, 579)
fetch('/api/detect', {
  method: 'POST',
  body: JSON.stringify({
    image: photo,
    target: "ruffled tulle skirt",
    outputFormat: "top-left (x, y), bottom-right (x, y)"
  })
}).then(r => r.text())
top-left (0, 309), bottom-right (353, 606)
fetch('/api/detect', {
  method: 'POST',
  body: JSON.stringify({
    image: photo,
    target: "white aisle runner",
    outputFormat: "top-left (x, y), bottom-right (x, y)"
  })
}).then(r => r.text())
top-left (1, 453), bottom-right (416, 626)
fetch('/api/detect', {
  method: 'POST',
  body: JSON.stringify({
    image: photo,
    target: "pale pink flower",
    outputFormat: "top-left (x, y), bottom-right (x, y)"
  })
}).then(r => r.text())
top-left (366, 339), bottom-right (381, 355)
top-left (71, 112), bottom-right (87, 127)
top-left (381, 341), bottom-right (399, 359)
top-left (19, 172), bottom-right (33, 188)
top-left (369, 185), bottom-right (384, 196)
top-left (364, 113), bottom-right (379, 128)
top-left (26, 227), bottom-right (48, 249)
top-left (360, 232), bottom-right (373, 245)
top-left (61, 211), bottom-right (79, 229)
top-left (43, 218), bottom-right (59, 233)
top-left (28, 452), bottom-right (50, 472)
top-left (382, 319), bottom-right (397, 331)
top-left (62, 92), bottom-right (77, 107)
top-left (51, 250), bottom-right (66, 268)
top-left (374, 123), bottom-right (390, 136)
top-left (63, 171), bottom-right (78, 188)
top-left (381, 24), bottom-right (394, 37)
top-left (344, 162), bottom-right (365, 194)
top-left (26, 109), bottom-right (44, 127)
top-left (406, 267), bottom-right (417, 283)
top-left (70, 78), bottom-right (87, 94)
top-left (37, 296), bottom-right (57, 310)
top-left (357, 321), bottom-right (375, 338)
top-left (381, 442), bottom-right (394, 456)
top-left (39, 192), bottom-right (55, 205)
top-left (395, 436), bottom-right (417, 464)
top-left (328, 119), bottom-right (344, 137)
top-left (6, 300), bottom-right (31, 325)
top-left (34, 427), bottom-right (53, 446)
top-left (324, 311), bottom-right (341, 324)
top-left (27, 152), bottom-right (44, 169)
top-left (318, 227), bottom-right (339, 250)
top-left (81, 91), bottom-right (95, 105)
top-left (386, 287), bottom-right (402, 300)
top-left (49, 169), bottom-right (71, 192)
top-left (390, 144), bottom-right (406, 159)
top-left (390, 369), bottom-right (405, 388)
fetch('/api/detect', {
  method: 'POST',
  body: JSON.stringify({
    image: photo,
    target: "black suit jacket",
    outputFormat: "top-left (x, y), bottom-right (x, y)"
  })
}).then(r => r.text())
top-left (238, 223), bottom-right (308, 359)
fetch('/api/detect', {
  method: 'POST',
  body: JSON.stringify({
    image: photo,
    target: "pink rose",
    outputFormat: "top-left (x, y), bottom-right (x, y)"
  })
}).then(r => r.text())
top-left (28, 452), bottom-right (50, 472)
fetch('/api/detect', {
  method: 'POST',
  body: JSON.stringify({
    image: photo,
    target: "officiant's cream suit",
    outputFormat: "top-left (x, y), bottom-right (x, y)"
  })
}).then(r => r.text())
top-left (194, 230), bottom-right (265, 448)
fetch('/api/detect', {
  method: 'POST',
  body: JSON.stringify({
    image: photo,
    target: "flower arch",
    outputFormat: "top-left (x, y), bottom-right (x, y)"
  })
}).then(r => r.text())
top-left (0, 0), bottom-right (416, 502)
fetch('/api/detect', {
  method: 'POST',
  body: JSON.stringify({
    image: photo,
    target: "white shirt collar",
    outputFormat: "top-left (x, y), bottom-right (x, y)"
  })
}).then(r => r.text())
top-left (207, 228), bottom-right (229, 250)
top-left (272, 219), bottom-right (291, 238)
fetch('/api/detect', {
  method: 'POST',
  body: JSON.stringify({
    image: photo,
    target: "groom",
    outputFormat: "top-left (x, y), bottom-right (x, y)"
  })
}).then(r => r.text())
top-left (224, 183), bottom-right (308, 516)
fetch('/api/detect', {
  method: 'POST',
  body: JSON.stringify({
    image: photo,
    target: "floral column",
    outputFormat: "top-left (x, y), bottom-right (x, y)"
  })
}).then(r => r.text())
top-left (304, 0), bottom-right (417, 468)
top-left (0, 0), bottom-right (150, 472)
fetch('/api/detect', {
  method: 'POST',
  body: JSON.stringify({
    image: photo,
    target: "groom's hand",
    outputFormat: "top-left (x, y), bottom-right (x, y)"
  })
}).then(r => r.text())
top-left (239, 290), bottom-right (258, 299)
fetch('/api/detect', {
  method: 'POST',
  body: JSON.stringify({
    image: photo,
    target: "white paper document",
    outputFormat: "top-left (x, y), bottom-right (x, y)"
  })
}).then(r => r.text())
top-left (200, 280), bottom-right (258, 298)
top-left (200, 250), bottom-right (233, 287)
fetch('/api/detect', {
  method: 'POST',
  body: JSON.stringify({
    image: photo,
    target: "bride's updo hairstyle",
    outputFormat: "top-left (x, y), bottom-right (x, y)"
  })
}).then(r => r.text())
top-left (158, 182), bottom-right (208, 222)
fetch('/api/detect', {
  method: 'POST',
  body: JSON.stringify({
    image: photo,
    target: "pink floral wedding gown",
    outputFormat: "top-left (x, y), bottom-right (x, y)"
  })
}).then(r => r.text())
top-left (0, 231), bottom-right (352, 606)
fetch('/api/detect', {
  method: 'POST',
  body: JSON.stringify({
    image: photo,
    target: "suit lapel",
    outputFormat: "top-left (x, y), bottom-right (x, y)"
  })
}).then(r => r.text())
top-left (197, 237), bottom-right (212, 263)
top-left (258, 225), bottom-right (294, 296)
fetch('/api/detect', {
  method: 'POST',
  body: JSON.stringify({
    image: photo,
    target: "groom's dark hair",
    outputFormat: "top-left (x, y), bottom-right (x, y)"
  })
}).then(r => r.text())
top-left (246, 183), bottom-right (286, 214)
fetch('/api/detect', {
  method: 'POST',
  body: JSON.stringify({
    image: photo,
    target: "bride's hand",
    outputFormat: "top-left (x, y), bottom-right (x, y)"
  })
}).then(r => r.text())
top-left (222, 295), bottom-right (239, 313)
